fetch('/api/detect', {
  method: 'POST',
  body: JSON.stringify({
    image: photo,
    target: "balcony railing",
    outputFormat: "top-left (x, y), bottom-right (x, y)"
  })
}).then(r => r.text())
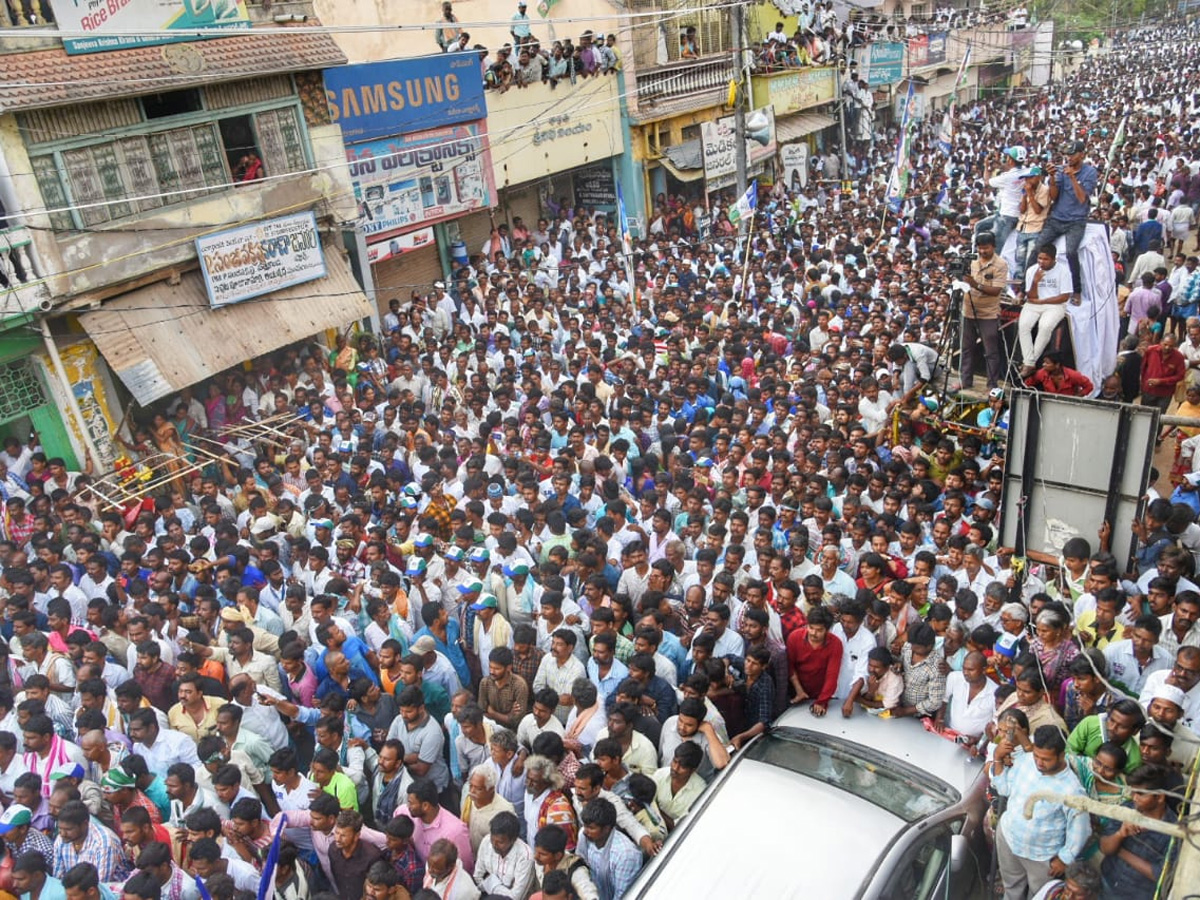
top-left (635, 56), bottom-right (735, 109)
top-left (0, 0), bottom-right (53, 26)
top-left (0, 225), bottom-right (51, 321)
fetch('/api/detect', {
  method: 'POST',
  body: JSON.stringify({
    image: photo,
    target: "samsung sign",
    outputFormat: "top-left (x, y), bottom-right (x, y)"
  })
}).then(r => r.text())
top-left (324, 52), bottom-right (486, 144)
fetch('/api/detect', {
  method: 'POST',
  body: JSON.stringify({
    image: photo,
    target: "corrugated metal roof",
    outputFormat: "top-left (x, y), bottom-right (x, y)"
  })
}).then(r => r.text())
top-left (79, 244), bottom-right (371, 405)
top-left (662, 138), bottom-right (703, 171)
top-left (0, 25), bottom-right (346, 113)
top-left (776, 111), bottom-right (837, 144)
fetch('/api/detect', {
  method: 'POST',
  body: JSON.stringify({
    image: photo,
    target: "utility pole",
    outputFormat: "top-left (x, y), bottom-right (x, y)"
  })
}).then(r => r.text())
top-left (836, 62), bottom-right (850, 186)
top-left (732, 3), bottom-right (748, 199)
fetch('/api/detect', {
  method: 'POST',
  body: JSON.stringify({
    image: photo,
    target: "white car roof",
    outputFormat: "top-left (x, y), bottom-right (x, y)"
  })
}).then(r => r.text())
top-left (631, 757), bottom-right (905, 899)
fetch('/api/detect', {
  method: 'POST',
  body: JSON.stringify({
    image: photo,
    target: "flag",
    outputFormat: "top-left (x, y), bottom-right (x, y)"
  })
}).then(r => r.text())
top-left (728, 180), bottom-right (758, 226)
top-left (937, 43), bottom-right (972, 156)
top-left (954, 42), bottom-right (972, 91)
top-left (257, 814), bottom-right (288, 900)
top-left (616, 181), bottom-right (632, 255)
top-left (195, 878), bottom-right (214, 900)
top-left (535, 0), bottom-right (560, 17)
top-left (1108, 116), bottom-right (1128, 167)
top-left (886, 81), bottom-right (916, 214)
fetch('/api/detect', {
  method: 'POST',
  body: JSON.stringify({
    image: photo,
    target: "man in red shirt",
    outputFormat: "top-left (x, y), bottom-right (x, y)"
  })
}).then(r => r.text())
top-left (785, 606), bottom-right (843, 717)
top-left (1140, 333), bottom-right (1187, 414)
top-left (1024, 352), bottom-right (1093, 396)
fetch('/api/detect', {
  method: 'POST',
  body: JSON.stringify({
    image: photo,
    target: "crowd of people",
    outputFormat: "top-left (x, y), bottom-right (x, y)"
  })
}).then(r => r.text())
top-left (433, 2), bottom-right (620, 91)
top-left (1, 12), bottom-right (1200, 900)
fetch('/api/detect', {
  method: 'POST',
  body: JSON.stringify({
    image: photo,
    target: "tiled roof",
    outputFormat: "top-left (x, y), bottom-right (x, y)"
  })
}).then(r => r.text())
top-left (0, 24), bottom-right (347, 112)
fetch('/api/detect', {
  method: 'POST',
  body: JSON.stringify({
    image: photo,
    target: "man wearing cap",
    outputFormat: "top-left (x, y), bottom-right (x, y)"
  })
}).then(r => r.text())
top-left (1143, 682), bottom-right (1199, 769)
top-left (100, 767), bottom-right (162, 829)
top-left (439, 547), bottom-right (473, 613)
top-left (471, 595), bottom-right (513, 666)
top-left (981, 148), bottom-right (1026, 252)
top-left (0, 804), bottom-right (52, 868)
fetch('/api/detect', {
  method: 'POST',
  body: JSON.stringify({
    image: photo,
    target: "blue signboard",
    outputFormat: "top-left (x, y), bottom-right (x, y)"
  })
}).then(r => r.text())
top-left (854, 41), bottom-right (904, 86)
top-left (324, 52), bottom-right (486, 144)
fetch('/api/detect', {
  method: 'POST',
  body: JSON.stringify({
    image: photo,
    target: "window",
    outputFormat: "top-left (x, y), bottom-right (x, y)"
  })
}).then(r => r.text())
top-left (680, 124), bottom-right (701, 143)
top-left (0, 361), bottom-right (47, 423)
top-left (142, 89), bottom-right (204, 120)
top-left (881, 826), bottom-right (952, 900)
top-left (219, 115), bottom-right (263, 183)
top-left (31, 105), bottom-right (309, 230)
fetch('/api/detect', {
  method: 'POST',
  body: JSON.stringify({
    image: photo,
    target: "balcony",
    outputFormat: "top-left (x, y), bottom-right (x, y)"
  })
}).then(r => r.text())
top-left (632, 56), bottom-right (735, 120)
top-left (0, 0), bottom-right (52, 26)
top-left (0, 224), bottom-right (51, 322)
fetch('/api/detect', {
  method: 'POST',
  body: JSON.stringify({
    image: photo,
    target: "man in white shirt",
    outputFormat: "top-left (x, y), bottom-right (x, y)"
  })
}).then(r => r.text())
top-left (1017, 243), bottom-right (1073, 374)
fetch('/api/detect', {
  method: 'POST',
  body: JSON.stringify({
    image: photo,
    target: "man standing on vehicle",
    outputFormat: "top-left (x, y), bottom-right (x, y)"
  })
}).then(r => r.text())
top-left (990, 724), bottom-right (1090, 900)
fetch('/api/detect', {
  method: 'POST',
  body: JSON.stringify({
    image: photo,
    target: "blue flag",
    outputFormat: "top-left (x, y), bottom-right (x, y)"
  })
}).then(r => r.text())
top-left (257, 814), bottom-right (288, 900)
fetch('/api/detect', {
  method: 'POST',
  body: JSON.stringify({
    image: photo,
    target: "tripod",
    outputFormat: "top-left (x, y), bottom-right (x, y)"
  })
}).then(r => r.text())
top-left (931, 285), bottom-right (966, 404)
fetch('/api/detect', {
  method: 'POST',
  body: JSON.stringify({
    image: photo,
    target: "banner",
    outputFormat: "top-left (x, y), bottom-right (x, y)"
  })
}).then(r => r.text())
top-left (366, 228), bottom-right (436, 265)
top-left (781, 142), bottom-right (809, 191)
top-left (196, 212), bottom-right (326, 309)
top-left (926, 32), bottom-right (948, 66)
top-left (48, 0), bottom-right (249, 55)
top-left (325, 53), bottom-right (486, 144)
top-left (573, 165), bottom-right (617, 210)
top-left (701, 107), bottom-right (776, 192)
top-left (854, 41), bottom-right (904, 86)
top-left (908, 34), bottom-right (929, 68)
top-left (347, 123), bottom-right (495, 240)
top-left (751, 68), bottom-right (836, 116)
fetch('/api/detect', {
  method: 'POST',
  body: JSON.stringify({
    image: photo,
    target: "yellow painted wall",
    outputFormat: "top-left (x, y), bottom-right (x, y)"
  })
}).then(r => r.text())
top-left (485, 74), bottom-right (622, 189)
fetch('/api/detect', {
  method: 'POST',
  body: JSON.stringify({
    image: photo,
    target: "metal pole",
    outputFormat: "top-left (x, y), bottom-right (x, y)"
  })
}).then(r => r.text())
top-left (836, 63), bottom-right (850, 184)
top-left (733, 3), bottom-right (748, 199)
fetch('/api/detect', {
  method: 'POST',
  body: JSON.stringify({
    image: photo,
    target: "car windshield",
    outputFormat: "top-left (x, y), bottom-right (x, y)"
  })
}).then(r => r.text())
top-left (745, 727), bottom-right (961, 823)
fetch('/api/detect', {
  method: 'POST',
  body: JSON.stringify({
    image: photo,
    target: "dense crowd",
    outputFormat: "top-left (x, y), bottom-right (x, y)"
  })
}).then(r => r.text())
top-left (1, 14), bottom-right (1200, 900)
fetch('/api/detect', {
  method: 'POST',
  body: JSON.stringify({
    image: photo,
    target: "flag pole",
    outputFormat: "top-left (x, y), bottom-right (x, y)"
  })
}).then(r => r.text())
top-left (741, 205), bottom-right (758, 307)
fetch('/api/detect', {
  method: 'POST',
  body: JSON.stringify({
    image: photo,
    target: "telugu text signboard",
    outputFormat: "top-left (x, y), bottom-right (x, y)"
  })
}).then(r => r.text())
top-left (324, 52), bottom-right (487, 144)
top-left (751, 67), bottom-right (837, 117)
top-left (854, 41), bottom-right (904, 85)
top-left (701, 106), bottom-right (776, 192)
top-left (196, 212), bottom-right (326, 309)
top-left (347, 123), bottom-right (495, 241)
top-left (48, 0), bottom-right (250, 55)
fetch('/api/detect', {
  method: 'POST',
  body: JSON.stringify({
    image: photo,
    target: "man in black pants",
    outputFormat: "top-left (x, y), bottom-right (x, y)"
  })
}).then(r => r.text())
top-left (961, 232), bottom-right (1010, 390)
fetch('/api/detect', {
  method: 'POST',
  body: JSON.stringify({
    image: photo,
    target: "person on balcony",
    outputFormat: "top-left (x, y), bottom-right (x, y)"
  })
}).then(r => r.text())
top-left (679, 27), bottom-right (699, 60)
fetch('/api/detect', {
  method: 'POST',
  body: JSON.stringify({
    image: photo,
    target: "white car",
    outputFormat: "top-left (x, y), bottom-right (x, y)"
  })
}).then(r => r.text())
top-left (626, 708), bottom-right (990, 899)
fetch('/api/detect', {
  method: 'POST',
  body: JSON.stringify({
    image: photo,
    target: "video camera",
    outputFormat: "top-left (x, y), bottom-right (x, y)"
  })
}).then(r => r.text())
top-left (946, 250), bottom-right (977, 280)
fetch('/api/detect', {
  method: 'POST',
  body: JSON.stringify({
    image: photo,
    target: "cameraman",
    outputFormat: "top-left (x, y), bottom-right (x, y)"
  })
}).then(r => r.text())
top-left (961, 232), bottom-right (1010, 391)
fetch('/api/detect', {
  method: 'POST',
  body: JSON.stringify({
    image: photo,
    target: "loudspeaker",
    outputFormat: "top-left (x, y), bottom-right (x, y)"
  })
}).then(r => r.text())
top-left (746, 110), bottom-right (771, 146)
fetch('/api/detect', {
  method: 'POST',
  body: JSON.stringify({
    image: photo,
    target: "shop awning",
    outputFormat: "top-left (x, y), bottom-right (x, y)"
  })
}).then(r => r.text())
top-left (659, 139), bottom-right (706, 182)
top-left (775, 111), bottom-right (837, 144)
top-left (79, 246), bottom-right (372, 406)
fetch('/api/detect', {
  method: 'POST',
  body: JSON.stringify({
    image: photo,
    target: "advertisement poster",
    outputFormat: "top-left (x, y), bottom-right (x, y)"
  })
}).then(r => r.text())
top-left (701, 106), bottom-right (777, 191)
top-left (366, 228), bottom-right (436, 264)
top-left (347, 123), bottom-right (496, 241)
top-left (48, 0), bottom-right (250, 55)
top-left (780, 142), bottom-right (809, 192)
top-left (855, 42), bottom-right (904, 86)
top-left (325, 53), bottom-right (486, 144)
top-left (196, 212), bottom-right (326, 309)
